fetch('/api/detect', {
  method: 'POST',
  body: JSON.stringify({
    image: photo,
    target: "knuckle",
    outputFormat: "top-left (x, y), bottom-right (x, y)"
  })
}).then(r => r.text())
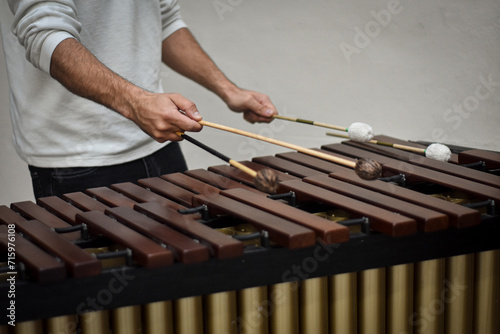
top-left (151, 131), bottom-right (166, 143)
top-left (156, 123), bottom-right (169, 132)
top-left (186, 123), bottom-right (201, 132)
top-left (185, 101), bottom-right (197, 111)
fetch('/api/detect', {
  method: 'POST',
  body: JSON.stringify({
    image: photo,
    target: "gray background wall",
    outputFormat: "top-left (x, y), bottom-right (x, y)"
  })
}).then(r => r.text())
top-left (1, 0), bottom-right (499, 205)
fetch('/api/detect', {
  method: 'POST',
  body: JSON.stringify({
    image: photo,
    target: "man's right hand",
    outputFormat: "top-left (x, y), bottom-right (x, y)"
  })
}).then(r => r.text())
top-left (127, 92), bottom-right (203, 142)
top-left (50, 38), bottom-right (203, 143)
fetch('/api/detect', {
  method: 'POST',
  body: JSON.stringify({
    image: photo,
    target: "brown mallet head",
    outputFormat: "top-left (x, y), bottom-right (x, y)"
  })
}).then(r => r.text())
top-left (254, 168), bottom-right (279, 194)
top-left (354, 158), bottom-right (382, 180)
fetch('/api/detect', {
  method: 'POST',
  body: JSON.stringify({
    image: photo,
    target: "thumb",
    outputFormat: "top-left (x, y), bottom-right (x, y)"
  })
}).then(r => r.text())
top-left (183, 107), bottom-right (203, 122)
top-left (169, 93), bottom-right (203, 121)
top-left (247, 96), bottom-right (275, 118)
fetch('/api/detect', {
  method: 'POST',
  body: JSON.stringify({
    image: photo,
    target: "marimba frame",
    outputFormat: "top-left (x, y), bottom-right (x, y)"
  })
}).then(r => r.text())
top-left (1, 137), bottom-right (499, 334)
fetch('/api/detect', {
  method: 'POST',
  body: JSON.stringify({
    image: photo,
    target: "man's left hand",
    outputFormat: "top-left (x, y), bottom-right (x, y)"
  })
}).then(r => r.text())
top-left (224, 88), bottom-right (278, 123)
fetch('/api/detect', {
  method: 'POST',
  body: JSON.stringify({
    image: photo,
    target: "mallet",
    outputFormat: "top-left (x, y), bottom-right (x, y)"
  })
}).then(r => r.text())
top-left (198, 121), bottom-right (382, 180)
top-left (176, 132), bottom-right (279, 193)
top-left (273, 115), bottom-right (374, 142)
top-left (326, 132), bottom-right (452, 162)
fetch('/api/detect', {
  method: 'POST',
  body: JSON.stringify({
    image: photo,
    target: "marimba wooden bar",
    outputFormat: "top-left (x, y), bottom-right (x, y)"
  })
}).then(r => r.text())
top-left (1, 137), bottom-right (499, 334)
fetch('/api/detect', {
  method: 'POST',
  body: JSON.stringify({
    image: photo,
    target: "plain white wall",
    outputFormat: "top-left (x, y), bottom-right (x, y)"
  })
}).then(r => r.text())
top-left (1, 0), bottom-right (499, 205)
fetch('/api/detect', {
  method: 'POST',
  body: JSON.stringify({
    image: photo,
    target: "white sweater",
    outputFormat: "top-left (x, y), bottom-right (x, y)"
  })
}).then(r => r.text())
top-left (0, 0), bottom-right (187, 167)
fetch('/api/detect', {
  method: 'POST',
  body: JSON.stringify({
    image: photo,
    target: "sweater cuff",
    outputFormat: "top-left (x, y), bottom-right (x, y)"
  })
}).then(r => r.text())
top-left (39, 31), bottom-right (76, 74)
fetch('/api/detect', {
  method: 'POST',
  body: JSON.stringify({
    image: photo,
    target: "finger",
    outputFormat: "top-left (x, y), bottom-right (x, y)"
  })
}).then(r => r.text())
top-left (169, 93), bottom-right (202, 121)
top-left (241, 95), bottom-right (278, 122)
top-left (167, 94), bottom-right (203, 132)
top-left (242, 95), bottom-right (275, 119)
top-left (244, 111), bottom-right (274, 124)
top-left (170, 113), bottom-right (202, 134)
top-left (158, 126), bottom-right (187, 142)
top-left (243, 112), bottom-right (256, 124)
top-left (168, 131), bottom-right (185, 142)
top-left (252, 93), bottom-right (278, 118)
top-left (254, 93), bottom-right (277, 114)
top-left (148, 124), bottom-right (183, 143)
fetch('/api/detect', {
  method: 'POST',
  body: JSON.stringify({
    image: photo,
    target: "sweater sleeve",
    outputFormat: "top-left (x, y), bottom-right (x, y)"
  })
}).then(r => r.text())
top-left (8, 0), bottom-right (82, 74)
top-left (159, 0), bottom-right (187, 40)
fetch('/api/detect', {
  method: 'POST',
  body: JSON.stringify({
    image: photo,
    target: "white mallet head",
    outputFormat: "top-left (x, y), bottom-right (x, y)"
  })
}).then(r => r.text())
top-left (425, 143), bottom-right (451, 162)
top-left (347, 122), bottom-right (374, 142)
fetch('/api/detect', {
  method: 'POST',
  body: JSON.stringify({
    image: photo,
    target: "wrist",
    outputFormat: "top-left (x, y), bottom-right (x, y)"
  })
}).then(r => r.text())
top-left (118, 84), bottom-right (151, 121)
top-left (214, 80), bottom-right (240, 104)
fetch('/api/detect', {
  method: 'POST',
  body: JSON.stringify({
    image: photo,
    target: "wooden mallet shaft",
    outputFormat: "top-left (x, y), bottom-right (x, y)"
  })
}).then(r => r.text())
top-left (199, 120), bottom-right (357, 169)
top-left (176, 132), bottom-right (257, 177)
top-left (273, 115), bottom-right (347, 132)
top-left (176, 132), bottom-right (280, 193)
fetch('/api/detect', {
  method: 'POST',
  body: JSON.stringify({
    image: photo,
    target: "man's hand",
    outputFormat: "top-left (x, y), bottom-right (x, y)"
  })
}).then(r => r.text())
top-left (128, 92), bottom-right (202, 143)
top-left (223, 87), bottom-right (278, 123)
top-left (50, 38), bottom-right (202, 143)
top-left (162, 29), bottom-right (279, 123)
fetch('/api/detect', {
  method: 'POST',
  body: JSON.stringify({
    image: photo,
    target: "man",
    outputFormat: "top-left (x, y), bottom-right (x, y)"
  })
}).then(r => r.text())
top-left (0, 0), bottom-right (277, 198)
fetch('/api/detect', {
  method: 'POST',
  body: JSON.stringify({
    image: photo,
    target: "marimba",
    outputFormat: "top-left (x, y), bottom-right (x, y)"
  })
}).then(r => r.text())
top-left (1, 136), bottom-right (499, 334)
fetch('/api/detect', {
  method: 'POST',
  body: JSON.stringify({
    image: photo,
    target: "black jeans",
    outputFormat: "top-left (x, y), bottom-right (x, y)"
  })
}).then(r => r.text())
top-left (28, 142), bottom-right (188, 199)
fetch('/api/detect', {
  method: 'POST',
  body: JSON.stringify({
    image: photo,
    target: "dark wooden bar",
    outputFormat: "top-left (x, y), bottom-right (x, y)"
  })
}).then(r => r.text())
top-left (105, 206), bottom-right (210, 264)
top-left (0, 217), bottom-right (101, 278)
top-left (0, 225), bottom-right (66, 283)
top-left (343, 136), bottom-right (500, 188)
top-left (323, 143), bottom-right (500, 203)
top-left (304, 174), bottom-right (449, 232)
top-left (278, 180), bottom-right (418, 237)
top-left (86, 186), bottom-right (138, 208)
top-left (253, 155), bottom-right (326, 178)
top-left (251, 152), bottom-right (482, 228)
top-left (192, 194), bottom-right (317, 249)
top-left (220, 188), bottom-right (349, 243)
top-left (161, 172), bottom-right (221, 196)
top-left (0, 205), bottom-right (28, 225)
top-left (62, 191), bottom-right (109, 212)
top-left (185, 168), bottom-right (265, 194)
top-left (40, 189), bottom-right (210, 265)
top-left (10, 201), bottom-right (80, 240)
top-left (458, 149), bottom-right (500, 170)
top-left (110, 182), bottom-right (186, 211)
top-left (329, 169), bottom-right (481, 228)
top-left (277, 151), bottom-right (352, 174)
top-left (135, 201), bottom-right (244, 259)
top-left (76, 211), bottom-right (174, 268)
top-left (37, 196), bottom-right (85, 224)
top-left (209, 162), bottom-right (298, 188)
top-left (138, 177), bottom-right (194, 207)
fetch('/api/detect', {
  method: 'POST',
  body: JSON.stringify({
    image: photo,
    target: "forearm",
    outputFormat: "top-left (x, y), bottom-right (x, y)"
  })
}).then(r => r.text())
top-left (162, 28), bottom-right (277, 123)
top-left (50, 37), bottom-right (202, 142)
top-left (50, 38), bottom-right (144, 120)
top-left (161, 28), bottom-right (237, 102)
